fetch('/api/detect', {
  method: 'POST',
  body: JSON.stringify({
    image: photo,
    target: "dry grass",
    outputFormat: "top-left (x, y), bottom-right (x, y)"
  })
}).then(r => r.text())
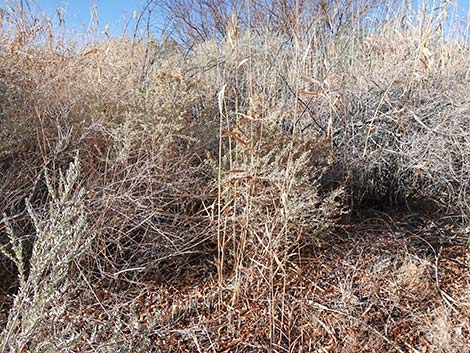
top-left (0, 0), bottom-right (469, 352)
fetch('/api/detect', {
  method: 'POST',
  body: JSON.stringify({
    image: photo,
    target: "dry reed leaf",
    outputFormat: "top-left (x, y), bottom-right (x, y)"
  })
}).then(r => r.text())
top-left (218, 84), bottom-right (226, 116)
top-left (238, 117), bottom-right (252, 125)
top-left (80, 48), bottom-right (98, 57)
top-left (227, 175), bottom-right (253, 183)
top-left (222, 131), bottom-right (248, 146)
top-left (222, 131), bottom-right (237, 138)
top-left (226, 169), bottom-right (245, 174)
top-left (301, 75), bottom-right (321, 85)
top-left (237, 58), bottom-right (249, 68)
top-left (300, 90), bottom-right (321, 97)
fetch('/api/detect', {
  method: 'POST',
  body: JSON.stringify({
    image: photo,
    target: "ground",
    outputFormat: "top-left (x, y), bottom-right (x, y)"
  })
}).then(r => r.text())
top-left (2, 211), bottom-right (465, 352)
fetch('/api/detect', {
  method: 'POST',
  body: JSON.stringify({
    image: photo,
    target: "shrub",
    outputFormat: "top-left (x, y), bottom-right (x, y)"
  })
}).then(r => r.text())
top-left (0, 157), bottom-right (91, 353)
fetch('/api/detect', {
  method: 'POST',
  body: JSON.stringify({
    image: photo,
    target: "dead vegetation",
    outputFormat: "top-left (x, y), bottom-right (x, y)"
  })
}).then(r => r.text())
top-left (0, 0), bottom-right (469, 352)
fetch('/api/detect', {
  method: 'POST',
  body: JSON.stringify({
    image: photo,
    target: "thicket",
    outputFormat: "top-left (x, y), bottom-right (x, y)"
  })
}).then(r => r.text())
top-left (0, 0), bottom-right (469, 351)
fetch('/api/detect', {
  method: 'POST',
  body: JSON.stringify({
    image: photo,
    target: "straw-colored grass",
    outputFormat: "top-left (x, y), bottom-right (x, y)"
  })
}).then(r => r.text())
top-left (0, 0), bottom-right (469, 352)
